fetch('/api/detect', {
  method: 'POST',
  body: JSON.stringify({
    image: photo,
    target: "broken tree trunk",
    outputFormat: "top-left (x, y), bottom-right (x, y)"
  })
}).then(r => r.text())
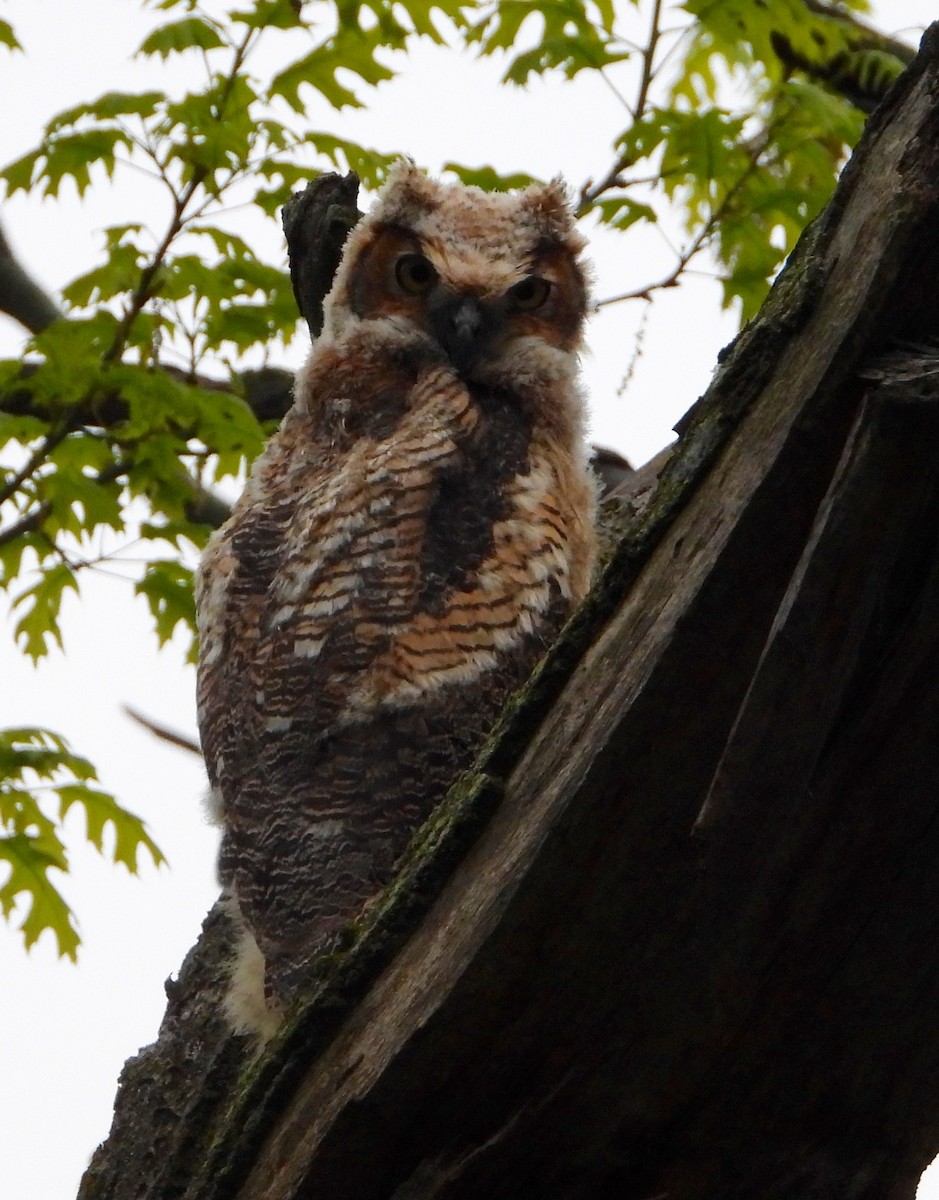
top-left (80, 24), bottom-right (939, 1200)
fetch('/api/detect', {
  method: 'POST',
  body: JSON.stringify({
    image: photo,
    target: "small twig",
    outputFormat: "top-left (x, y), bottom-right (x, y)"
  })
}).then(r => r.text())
top-left (633, 0), bottom-right (664, 122)
top-left (596, 65), bottom-right (634, 113)
top-left (0, 501), bottom-right (52, 547)
top-left (111, 151), bottom-right (165, 185)
top-left (616, 301), bottom-right (651, 399)
top-left (0, 423), bottom-right (69, 508)
top-left (597, 274), bottom-right (680, 308)
top-left (123, 705), bottom-right (202, 757)
top-left (579, 0), bottom-right (664, 212)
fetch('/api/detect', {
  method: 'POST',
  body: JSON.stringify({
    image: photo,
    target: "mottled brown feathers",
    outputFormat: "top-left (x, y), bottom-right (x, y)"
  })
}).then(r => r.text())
top-left (196, 161), bottom-right (597, 1038)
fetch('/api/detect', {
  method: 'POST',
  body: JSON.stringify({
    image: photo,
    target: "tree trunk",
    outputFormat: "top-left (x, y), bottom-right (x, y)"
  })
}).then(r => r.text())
top-left (79, 24), bottom-right (939, 1200)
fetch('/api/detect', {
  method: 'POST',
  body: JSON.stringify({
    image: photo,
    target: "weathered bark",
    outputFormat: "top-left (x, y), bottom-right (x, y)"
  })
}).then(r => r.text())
top-left (281, 169), bottom-right (362, 340)
top-left (80, 24), bottom-right (939, 1200)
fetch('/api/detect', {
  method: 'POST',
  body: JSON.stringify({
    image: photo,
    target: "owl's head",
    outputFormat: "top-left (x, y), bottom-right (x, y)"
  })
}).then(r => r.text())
top-left (320, 161), bottom-right (590, 384)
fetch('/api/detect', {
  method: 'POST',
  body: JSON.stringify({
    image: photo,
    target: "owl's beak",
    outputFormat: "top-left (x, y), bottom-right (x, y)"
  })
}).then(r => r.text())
top-left (431, 294), bottom-right (491, 375)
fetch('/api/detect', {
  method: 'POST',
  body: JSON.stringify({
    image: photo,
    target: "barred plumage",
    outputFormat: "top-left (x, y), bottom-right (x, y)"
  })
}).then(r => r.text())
top-left (196, 162), bottom-right (597, 1038)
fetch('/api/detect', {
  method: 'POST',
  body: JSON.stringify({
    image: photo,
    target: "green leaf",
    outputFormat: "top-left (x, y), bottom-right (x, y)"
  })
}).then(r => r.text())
top-left (302, 133), bottom-right (400, 190)
top-left (41, 438), bottom-right (124, 540)
top-left (0, 728), bottom-right (95, 784)
top-left (385, 0), bottom-right (446, 42)
top-left (181, 380), bottom-right (266, 459)
top-left (230, 0), bottom-right (306, 29)
top-left (48, 91), bottom-right (164, 133)
top-left (821, 47), bottom-right (904, 108)
top-left (137, 16), bottom-right (226, 59)
top-left (12, 563), bottom-right (78, 661)
top-left (203, 303), bottom-right (281, 352)
top-left (0, 530), bottom-right (43, 593)
top-left (505, 37), bottom-right (629, 84)
top-left (161, 72), bottom-right (259, 183)
top-left (1, 149), bottom-right (40, 195)
top-left (104, 364), bottom-right (265, 465)
top-left (443, 162), bottom-right (542, 192)
top-left (21, 316), bottom-right (120, 409)
top-left (0, 833), bottom-right (79, 958)
top-left (466, 0), bottom-right (535, 53)
top-left (659, 108), bottom-right (749, 201)
top-left (187, 224), bottom-right (255, 259)
top-left (58, 786), bottom-right (165, 872)
top-left (593, 194), bottom-right (657, 232)
top-left (345, 0), bottom-right (466, 43)
top-left (61, 238), bottom-right (148, 308)
top-left (0, 19), bottom-right (23, 52)
top-left (104, 367), bottom-right (190, 441)
top-left (613, 107), bottom-right (673, 167)
top-left (681, 0), bottom-right (824, 74)
top-left (135, 560), bottom-right (197, 656)
top-left (0, 384), bottom-right (47, 447)
top-left (270, 25), bottom-right (397, 113)
top-left (468, 0), bottom-right (627, 84)
top-left (0, 727), bottom-right (165, 957)
top-left (37, 128), bottom-right (132, 198)
top-left (152, 252), bottom-right (228, 305)
top-left (139, 516), bottom-right (213, 549)
top-left (200, 259), bottom-right (299, 353)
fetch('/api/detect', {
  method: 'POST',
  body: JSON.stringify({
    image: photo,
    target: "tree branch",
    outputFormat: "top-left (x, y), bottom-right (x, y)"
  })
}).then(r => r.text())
top-left (281, 170), bottom-right (362, 340)
top-left (0, 216), bottom-right (63, 334)
top-left (805, 0), bottom-right (919, 65)
top-left (0, 500), bottom-right (51, 547)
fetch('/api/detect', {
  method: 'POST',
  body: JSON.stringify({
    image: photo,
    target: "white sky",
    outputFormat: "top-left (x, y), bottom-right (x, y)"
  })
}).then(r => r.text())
top-left (0, 3), bottom-right (935, 1197)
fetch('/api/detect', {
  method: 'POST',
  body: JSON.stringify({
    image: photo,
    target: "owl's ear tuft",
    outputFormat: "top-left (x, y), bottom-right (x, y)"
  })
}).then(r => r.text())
top-left (518, 177), bottom-right (584, 250)
top-left (377, 159), bottom-right (440, 223)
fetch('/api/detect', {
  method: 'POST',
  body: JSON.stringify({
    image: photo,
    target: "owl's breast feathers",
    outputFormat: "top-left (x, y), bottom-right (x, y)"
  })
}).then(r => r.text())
top-left (196, 355), bottom-right (593, 994)
top-left (199, 358), bottom-right (585, 754)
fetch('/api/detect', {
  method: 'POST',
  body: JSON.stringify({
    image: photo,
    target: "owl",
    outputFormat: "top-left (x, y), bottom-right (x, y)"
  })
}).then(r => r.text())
top-left (196, 162), bottom-right (597, 1039)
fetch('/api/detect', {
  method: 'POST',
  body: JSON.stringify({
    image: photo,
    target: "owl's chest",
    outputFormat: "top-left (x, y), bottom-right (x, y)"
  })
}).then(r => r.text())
top-left (416, 387), bottom-right (533, 610)
top-left (222, 388), bottom-right (531, 605)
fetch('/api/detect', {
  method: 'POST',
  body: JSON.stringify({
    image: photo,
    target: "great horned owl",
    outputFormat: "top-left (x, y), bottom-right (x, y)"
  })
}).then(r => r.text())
top-left (196, 162), bottom-right (597, 1038)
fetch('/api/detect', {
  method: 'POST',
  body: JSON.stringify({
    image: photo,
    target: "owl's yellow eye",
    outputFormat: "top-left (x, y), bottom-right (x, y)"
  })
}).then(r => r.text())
top-left (507, 275), bottom-right (551, 311)
top-left (395, 254), bottom-right (438, 294)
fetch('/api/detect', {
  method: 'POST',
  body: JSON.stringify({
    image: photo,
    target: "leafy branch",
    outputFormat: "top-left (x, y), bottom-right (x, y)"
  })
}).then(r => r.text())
top-left (0, 726), bottom-right (164, 958)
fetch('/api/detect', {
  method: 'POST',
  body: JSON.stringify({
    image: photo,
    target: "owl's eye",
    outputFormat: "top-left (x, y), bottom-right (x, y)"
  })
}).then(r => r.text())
top-left (395, 254), bottom-right (438, 294)
top-left (507, 275), bottom-right (551, 311)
